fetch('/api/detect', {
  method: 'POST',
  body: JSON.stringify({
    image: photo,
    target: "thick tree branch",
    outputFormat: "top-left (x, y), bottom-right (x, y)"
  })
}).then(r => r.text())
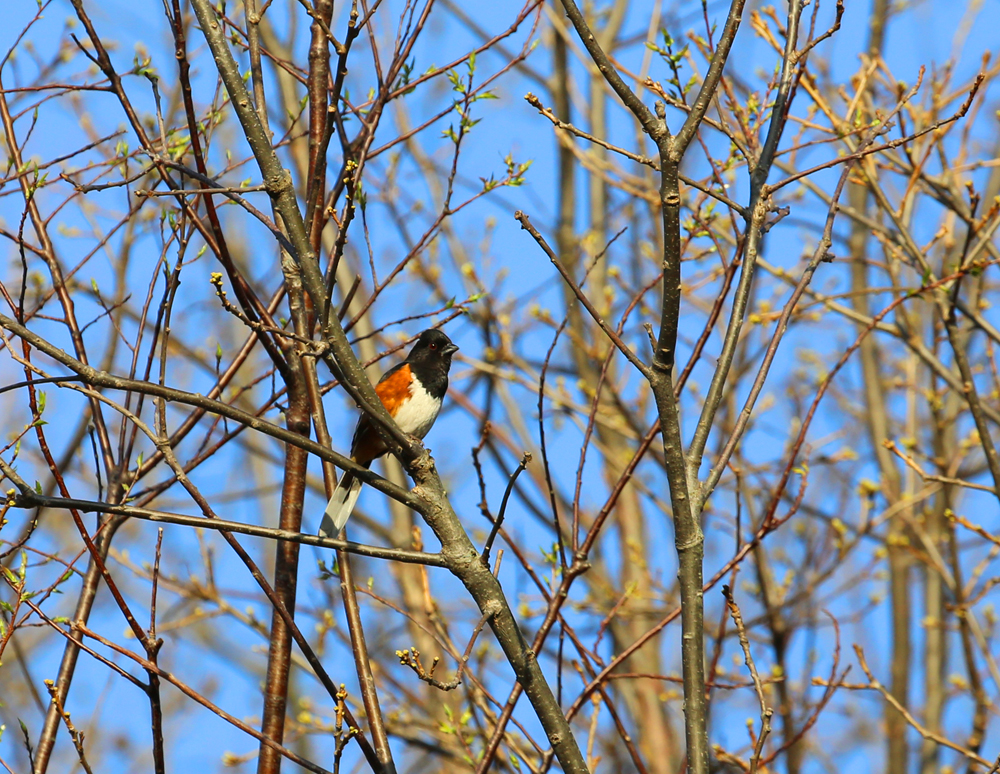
top-left (555, 0), bottom-right (665, 140)
top-left (185, 5), bottom-right (591, 769)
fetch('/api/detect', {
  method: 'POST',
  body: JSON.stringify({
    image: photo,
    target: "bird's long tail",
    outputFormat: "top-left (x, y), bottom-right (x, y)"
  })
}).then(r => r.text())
top-left (319, 471), bottom-right (364, 537)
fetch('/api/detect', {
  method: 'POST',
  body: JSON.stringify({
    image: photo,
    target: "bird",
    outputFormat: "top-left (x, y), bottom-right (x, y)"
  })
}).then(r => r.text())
top-left (319, 328), bottom-right (459, 537)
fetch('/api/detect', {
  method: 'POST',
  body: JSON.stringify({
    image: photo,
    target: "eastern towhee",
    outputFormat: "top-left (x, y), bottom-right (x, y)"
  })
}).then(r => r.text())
top-left (319, 328), bottom-right (459, 536)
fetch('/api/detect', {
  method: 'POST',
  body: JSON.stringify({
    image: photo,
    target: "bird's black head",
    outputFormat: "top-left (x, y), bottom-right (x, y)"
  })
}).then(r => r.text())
top-left (406, 329), bottom-right (458, 397)
top-left (408, 328), bottom-right (459, 364)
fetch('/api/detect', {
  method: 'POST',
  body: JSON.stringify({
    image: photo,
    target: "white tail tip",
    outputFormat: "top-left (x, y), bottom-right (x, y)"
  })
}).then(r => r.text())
top-left (318, 476), bottom-right (363, 537)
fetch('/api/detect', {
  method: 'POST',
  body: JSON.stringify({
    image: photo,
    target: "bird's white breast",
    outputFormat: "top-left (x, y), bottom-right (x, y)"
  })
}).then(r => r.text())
top-left (394, 377), bottom-right (442, 438)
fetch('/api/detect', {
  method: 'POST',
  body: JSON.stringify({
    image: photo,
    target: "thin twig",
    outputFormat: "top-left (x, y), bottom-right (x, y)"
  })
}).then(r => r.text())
top-left (723, 585), bottom-right (772, 773)
top-left (854, 646), bottom-right (992, 768)
top-left (482, 452), bottom-right (531, 565)
top-left (2, 488), bottom-right (447, 566)
top-left (515, 211), bottom-right (649, 377)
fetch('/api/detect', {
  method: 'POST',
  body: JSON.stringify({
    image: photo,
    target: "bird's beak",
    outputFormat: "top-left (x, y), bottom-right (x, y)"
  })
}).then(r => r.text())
top-left (443, 343), bottom-right (459, 356)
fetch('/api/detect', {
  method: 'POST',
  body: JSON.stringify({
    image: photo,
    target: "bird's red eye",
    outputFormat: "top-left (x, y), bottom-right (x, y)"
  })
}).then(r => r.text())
top-left (429, 343), bottom-right (437, 350)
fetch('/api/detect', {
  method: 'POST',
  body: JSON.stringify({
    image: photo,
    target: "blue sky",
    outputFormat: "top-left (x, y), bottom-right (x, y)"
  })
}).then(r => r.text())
top-left (2, 0), bottom-right (1000, 772)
